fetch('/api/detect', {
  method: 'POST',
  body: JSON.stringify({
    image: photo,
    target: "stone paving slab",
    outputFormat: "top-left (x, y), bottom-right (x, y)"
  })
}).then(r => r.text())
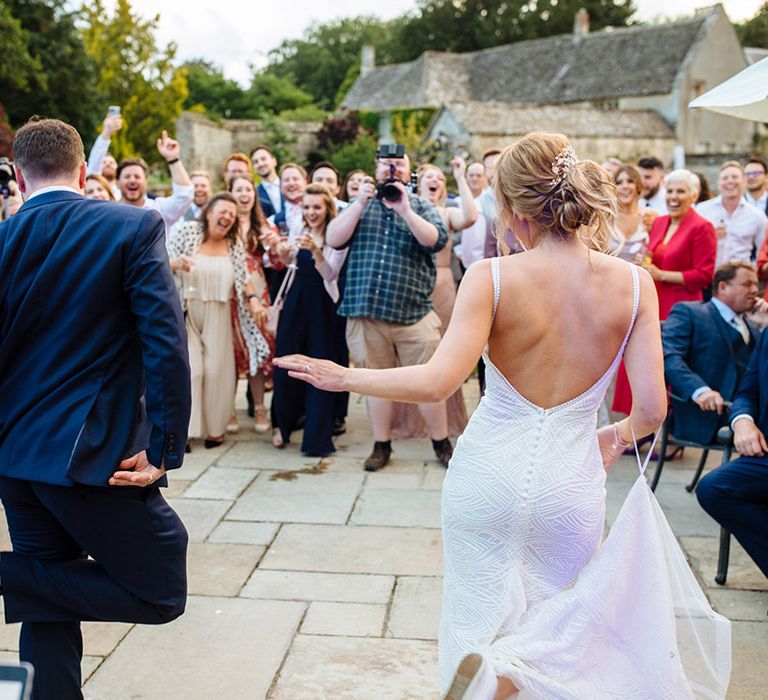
top-left (270, 635), bottom-right (439, 699)
top-left (728, 621), bottom-right (768, 700)
top-left (182, 466), bottom-right (257, 500)
top-left (387, 576), bottom-right (442, 640)
top-left (227, 471), bottom-right (364, 524)
top-left (301, 601), bottom-right (386, 637)
top-left (351, 489), bottom-right (442, 528)
top-left (261, 523), bottom-right (443, 576)
top-left (682, 536), bottom-right (768, 592)
top-left (208, 520), bottom-right (280, 546)
top-left (187, 542), bottom-right (263, 596)
top-left (84, 596), bottom-right (304, 700)
top-left (241, 570), bottom-right (394, 604)
top-left (166, 497), bottom-right (233, 542)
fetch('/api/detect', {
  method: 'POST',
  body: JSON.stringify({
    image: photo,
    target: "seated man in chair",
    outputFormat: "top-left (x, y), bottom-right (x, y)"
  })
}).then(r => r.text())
top-left (663, 262), bottom-right (761, 446)
top-left (696, 322), bottom-right (768, 578)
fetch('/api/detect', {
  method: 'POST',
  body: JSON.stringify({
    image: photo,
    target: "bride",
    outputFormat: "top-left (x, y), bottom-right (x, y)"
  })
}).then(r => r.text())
top-left (274, 132), bottom-right (731, 699)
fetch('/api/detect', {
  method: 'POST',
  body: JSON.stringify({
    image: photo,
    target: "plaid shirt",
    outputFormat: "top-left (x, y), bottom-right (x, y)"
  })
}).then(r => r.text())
top-left (337, 195), bottom-right (448, 324)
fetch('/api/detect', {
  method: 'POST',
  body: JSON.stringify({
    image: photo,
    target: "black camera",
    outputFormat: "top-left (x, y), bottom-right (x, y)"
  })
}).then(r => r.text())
top-left (376, 143), bottom-right (407, 203)
top-left (0, 158), bottom-right (15, 198)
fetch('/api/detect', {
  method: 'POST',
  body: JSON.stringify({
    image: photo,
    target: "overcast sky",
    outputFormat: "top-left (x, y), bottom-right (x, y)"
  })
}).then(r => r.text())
top-left (106, 0), bottom-right (764, 85)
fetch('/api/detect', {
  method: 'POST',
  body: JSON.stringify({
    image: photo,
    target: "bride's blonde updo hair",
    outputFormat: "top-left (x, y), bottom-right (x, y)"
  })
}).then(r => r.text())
top-left (494, 132), bottom-right (616, 251)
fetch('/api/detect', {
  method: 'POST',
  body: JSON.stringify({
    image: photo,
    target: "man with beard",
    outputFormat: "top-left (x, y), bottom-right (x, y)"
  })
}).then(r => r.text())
top-left (116, 130), bottom-right (193, 232)
top-left (637, 156), bottom-right (668, 214)
top-left (251, 145), bottom-right (282, 218)
top-left (183, 171), bottom-right (212, 221)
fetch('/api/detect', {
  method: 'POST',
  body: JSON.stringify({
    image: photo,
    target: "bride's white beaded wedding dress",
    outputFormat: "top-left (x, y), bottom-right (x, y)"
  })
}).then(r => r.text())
top-left (440, 258), bottom-right (731, 699)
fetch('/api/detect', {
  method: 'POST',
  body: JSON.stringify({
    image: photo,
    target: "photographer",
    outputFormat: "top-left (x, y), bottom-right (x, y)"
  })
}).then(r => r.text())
top-left (326, 144), bottom-right (452, 471)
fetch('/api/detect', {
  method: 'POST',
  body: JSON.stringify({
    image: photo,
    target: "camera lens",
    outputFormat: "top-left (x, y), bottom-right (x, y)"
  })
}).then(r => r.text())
top-left (381, 182), bottom-right (401, 202)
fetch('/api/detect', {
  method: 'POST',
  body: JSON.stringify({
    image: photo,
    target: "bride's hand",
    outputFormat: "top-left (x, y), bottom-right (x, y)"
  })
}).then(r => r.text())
top-left (597, 424), bottom-right (629, 471)
top-left (273, 354), bottom-right (347, 392)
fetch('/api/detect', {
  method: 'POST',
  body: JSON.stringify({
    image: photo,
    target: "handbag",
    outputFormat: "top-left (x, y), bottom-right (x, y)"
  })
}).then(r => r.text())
top-left (265, 264), bottom-right (296, 336)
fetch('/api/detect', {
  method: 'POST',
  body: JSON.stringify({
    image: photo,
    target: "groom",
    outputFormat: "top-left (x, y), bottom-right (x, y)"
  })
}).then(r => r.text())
top-left (0, 117), bottom-right (191, 699)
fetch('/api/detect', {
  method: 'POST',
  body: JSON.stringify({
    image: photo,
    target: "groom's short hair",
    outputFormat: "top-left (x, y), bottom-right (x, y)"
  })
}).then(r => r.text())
top-left (13, 117), bottom-right (85, 182)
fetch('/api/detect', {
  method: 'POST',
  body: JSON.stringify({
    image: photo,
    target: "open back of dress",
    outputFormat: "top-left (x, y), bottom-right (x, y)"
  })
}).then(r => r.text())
top-left (439, 258), bottom-right (731, 699)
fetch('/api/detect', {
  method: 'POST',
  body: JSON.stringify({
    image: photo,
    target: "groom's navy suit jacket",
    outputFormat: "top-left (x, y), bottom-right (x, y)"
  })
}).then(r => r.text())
top-left (663, 300), bottom-right (759, 444)
top-left (0, 190), bottom-right (190, 486)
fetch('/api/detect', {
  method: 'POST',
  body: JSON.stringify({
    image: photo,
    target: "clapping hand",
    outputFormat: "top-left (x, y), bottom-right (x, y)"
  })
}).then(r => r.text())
top-left (248, 297), bottom-right (268, 325)
top-left (109, 450), bottom-right (165, 487)
top-left (156, 130), bottom-right (181, 162)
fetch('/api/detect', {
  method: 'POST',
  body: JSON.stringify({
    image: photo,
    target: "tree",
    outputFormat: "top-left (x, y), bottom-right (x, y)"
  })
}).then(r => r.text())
top-left (80, 0), bottom-right (188, 163)
top-left (1, 0), bottom-right (101, 137)
top-left (182, 59), bottom-right (267, 120)
top-left (246, 73), bottom-right (315, 116)
top-left (264, 16), bottom-right (401, 110)
top-left (385, 0), bottom-right (638, 62)
top-left (736, 2), bottom-right (768, 49)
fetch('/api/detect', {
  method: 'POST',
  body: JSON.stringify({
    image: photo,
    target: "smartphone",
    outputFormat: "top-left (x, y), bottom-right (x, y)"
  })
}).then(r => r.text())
top-left (107, 105), bottom-right (121, 117)
top-left (0, 663), bottom-right (34, 700)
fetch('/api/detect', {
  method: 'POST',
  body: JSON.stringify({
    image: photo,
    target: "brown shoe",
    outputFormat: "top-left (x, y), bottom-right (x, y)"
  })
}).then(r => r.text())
top-left (433, 438), bottom-right (453, 468)
top-left (364, 441), bottom-right (392, 472)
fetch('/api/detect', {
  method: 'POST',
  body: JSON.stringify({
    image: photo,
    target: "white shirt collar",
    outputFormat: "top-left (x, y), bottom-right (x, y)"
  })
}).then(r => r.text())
top-left (711, 296), bottom-right (738, 324)
top-left (25, 185), bottom-right (82, 202)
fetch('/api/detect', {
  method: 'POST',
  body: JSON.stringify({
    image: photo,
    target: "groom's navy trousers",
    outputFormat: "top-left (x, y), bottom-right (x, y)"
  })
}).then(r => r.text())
top-left (0, 478), bottom-right (188, 699)
top-left (0, 189), bottom-right (191, 699)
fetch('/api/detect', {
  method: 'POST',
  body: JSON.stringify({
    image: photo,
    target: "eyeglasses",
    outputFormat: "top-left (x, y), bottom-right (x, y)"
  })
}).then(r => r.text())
top-left (744, 171), bottom-right (765, 177)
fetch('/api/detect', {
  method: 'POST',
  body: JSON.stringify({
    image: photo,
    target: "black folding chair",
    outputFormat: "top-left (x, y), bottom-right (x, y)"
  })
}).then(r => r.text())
top-left (649, 395), bottom-right (733, 585)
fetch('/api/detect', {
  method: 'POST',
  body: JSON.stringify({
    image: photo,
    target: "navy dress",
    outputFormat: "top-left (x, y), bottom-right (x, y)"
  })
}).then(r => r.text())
top-left (273, 249), bottom-right (340, 455)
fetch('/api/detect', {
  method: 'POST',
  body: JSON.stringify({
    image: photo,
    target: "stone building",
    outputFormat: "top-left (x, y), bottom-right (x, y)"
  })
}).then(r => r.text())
top-left (342, 4), bottom-right (757, 164)
top-left (176, 112), bottom-right (320, 185)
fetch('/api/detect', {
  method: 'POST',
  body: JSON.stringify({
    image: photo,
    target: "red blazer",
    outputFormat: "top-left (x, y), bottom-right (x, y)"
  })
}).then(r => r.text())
top-left (648, 208), bottom-right (716, 320)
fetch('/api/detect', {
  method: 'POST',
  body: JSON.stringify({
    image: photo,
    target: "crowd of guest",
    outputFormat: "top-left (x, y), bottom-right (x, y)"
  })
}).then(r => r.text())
top-left (2, 109), bottom-right (767, 585)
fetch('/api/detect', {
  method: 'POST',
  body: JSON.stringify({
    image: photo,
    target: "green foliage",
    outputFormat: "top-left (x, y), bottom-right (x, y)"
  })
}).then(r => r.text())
top-left (0, 3), bottom-right (43, 93)
top-left (258, 114), bottom-right (298, 165)
top-left (1, 0), bottom-right (100, 137)
top-left (324, 134), bottom-right (379, 176)
top-left (246, 73), bottom-right (314, 116)
top-left (0, 106), bottom-right (14, 158)
top-left (386, 0), bottom-right (637, 62)
top-left (264, 16), bottom-right (402, 110)
top-left (736, 2), bottom-right (768, 48)
top-left (183, 60), bottom-right (253, 119)
top-left (279, 105), bottom-right (329, 122)
top-left (80, 0), bottom-right (188, 163)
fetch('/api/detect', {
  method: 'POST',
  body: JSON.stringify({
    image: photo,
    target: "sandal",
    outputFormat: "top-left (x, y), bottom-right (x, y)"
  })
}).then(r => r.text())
top-left (226, 416), bottom-right (239, 434)
top-left (272, 428), bottom-right (285, 449)
top-left (253, 405), bottom-right (270, 434)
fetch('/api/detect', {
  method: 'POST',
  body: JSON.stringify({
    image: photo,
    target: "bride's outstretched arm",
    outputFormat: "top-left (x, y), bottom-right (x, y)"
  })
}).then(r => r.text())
top-left (274, 260), bottom-right (494, 403)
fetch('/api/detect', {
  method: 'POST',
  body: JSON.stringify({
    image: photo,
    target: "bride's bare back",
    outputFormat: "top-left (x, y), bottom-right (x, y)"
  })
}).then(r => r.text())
top-left (488, 244), bottom-right (639, 409)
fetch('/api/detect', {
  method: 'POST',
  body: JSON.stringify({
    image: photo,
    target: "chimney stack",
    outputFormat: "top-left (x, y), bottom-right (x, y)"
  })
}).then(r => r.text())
top-left (361, 45), bottom-right (375, 77)
top-left (573, 9), bottom-right (590, 39)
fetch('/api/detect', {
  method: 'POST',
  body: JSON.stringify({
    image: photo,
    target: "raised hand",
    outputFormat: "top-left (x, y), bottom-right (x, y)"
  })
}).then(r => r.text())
top-left (450, 155), bottom-right (467, 181)
top-left (156, 130), bottom-right (181, 162)
top-left (101, 114), bottom-right (123, 139)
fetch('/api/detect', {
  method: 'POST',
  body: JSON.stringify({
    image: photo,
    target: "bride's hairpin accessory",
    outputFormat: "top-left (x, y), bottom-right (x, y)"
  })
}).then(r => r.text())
top-left (550, 145), bottom-right (578, 186)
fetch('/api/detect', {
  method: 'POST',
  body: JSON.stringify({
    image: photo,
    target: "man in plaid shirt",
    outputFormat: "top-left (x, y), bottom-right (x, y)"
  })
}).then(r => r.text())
top-left (328, 146), bottom-right (452, 471)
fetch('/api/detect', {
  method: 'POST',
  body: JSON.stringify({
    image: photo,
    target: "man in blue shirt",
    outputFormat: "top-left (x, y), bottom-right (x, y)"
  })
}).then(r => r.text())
top-left (327, 145), bottom-right (451, 471)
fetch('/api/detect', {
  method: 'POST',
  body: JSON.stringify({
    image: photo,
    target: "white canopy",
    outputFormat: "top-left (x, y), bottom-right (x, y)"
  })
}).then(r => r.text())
top-left (688, 57), bottom-right (768, 122)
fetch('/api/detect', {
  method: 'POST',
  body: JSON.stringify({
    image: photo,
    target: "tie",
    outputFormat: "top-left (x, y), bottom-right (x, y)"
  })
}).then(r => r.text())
top-left (732, 315), bottom-right (750, 344)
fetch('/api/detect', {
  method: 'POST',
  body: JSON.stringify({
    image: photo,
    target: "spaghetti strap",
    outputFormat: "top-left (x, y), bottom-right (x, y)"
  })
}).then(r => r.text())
top-left (490, 257), bottom-right (501, 323)
top-left (619, 263), bottom-right (641, 356)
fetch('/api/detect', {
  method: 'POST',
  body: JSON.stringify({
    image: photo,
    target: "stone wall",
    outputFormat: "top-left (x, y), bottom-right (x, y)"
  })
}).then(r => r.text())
top-left (176, 112), bottom-right (322, 186)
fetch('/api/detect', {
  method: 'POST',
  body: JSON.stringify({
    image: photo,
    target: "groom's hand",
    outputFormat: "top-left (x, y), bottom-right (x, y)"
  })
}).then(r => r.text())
top-left (109, 450), bottom-right (165, 487)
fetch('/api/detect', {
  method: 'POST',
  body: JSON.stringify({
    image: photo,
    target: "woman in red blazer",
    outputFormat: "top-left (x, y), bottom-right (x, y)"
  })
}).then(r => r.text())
top-left (613, 169), bottom-right (716, 415)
